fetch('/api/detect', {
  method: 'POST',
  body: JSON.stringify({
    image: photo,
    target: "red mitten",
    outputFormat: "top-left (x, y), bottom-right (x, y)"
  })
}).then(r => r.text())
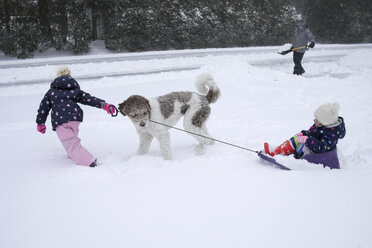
top-left (37, 124), bottom-right (46, 134)
top-left (103, 103), bottom-right (115, 114)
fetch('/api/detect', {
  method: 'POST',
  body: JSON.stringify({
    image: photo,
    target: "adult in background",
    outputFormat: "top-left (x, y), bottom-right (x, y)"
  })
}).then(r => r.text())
top-left (292, 14), bottom-right (315, 75)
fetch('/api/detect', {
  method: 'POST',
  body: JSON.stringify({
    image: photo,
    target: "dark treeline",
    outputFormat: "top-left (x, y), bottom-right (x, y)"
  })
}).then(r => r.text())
top-left (0, 0), bottom-right (371, 59)
top-left (304, 0), bottom-right (372, 44)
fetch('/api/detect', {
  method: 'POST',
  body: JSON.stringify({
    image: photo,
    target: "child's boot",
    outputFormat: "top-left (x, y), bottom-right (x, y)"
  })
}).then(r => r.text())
top-left (274, 140), bottom-right (294, 156)
top-left (264, 143), bottom-right (275, 156)
top-left (264, 140), bottom-right (294, 157)
top-left (89, 159), bottom-right (98, 167)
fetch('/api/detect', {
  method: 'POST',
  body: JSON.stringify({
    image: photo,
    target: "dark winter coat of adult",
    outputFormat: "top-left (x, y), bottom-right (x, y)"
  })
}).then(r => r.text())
top-left (292, 15), bottom-right (315, 75)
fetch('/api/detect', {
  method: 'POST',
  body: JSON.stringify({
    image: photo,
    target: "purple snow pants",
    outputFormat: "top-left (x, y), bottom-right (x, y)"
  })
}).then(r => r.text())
top-left (56, 121), bottom-right (95, 166)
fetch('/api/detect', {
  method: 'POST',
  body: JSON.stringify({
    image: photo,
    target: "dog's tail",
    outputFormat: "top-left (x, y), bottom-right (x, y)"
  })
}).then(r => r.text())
top-left (195, 73), bottom-right (221, 104)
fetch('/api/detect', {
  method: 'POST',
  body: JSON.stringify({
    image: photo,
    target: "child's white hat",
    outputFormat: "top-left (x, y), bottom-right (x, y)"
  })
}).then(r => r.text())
top-left (314, 102), bottom-right (340, 126)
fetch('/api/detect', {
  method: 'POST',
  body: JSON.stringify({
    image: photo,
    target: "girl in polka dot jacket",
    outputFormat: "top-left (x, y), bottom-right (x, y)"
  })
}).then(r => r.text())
top-left (36, 67), bottom-right (116, 167)
top-left (264, 102), bottom-right (346, 158)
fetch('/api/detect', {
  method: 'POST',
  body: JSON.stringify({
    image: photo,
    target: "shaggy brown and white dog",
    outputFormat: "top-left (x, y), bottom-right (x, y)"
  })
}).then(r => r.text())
top-left (118, 74), bottom-right (220, 160)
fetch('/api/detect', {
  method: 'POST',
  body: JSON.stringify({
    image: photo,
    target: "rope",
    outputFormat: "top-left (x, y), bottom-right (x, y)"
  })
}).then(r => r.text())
top-left (149, 119), bottom-right (259, 154)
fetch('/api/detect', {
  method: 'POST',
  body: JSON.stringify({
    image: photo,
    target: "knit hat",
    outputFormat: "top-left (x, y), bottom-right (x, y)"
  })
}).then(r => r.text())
top-left (296, 14), bottom-right (306, 27)
top-left (314, 102), bottom-right (340, 126)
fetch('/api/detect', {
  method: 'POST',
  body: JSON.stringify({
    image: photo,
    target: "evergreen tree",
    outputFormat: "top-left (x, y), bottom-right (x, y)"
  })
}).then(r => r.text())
top-left (1, 0), bottom-right (40, 58)
top-left (66, 0), bottom-right (92, 54)
top-left (248, 0), bottom-right (296, 46)
top-left (48, 0), bottom-right (69, 51)
top-left (103, 0), bottom-right (131, 51)
top-left (304, 0), bottom-right (372, 43)
top-left (37, 0), bottom-right (53, 51)
top-left (2, 0), bottom-right (371, 58)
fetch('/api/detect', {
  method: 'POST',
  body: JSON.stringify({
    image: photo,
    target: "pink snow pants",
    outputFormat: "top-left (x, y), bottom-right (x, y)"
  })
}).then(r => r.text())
top-left (56, 121), bottom-right (95, 166)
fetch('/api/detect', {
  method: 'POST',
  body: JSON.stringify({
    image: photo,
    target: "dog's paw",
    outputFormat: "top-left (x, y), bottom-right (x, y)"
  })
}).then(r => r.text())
top-left (137, 150), bottom-right (147, 155)
top-left (195, 144), bottom-right (206, 155)
top-left (163, 155), bottom-right (172, 160)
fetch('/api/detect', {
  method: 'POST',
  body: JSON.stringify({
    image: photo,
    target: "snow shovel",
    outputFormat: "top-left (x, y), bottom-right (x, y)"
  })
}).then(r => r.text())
top-left (277, 45), bottom-right (308, 55)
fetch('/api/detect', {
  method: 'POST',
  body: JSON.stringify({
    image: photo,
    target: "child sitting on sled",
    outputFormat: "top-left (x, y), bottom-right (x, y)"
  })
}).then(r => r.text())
top-left (264, 102), bottom-right (346, 158)
top-left (36, 67), bottom-right (116, 167)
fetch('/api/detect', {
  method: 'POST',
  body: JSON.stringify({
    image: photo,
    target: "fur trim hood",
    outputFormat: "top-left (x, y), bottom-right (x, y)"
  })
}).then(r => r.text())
top-left (51, 75), bottom-right (80, 90)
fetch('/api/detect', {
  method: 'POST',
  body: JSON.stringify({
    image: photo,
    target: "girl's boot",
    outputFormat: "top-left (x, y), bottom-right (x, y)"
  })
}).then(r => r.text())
top-left (264, 140), bottom-right (294, 157)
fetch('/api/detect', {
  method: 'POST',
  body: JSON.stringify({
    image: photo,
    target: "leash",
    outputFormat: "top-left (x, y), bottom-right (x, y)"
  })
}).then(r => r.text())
top-left (109, 105), bottom-right (119, 117)
top-left (149, 119), bottom-right (259, 154)
top-left (111, 106), bottom-right (258, 153)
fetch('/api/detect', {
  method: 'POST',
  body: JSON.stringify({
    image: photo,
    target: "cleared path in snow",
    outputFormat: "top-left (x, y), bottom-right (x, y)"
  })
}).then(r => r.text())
top-left (0, 44), bottom-right (371, 87)
top-left (1, 44), bottom-right (370, 69)
top-left (0, 66), bottom-right (200, 87)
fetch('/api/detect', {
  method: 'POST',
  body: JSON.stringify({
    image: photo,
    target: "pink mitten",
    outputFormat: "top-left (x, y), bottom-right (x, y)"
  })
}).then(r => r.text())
top-left (295, 132), bottom-right (303, 136)
top-left (37, 124), bottom-right (46, 134)
top-left (103, 103), bottom-right (115, 114)
top-left (297, 135), bottom-right (308, 143)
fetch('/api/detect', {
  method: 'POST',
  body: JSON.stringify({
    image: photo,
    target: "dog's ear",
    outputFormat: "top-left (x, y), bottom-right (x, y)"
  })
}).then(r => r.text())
top-left (145, 99), bottom-right (151, 118)
top-left (118, 100), bottom-right (127, 116)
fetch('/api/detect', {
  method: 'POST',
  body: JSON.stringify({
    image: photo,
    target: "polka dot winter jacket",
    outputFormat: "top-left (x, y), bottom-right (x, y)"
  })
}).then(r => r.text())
top-left (301, 117), bottom-right (346, 153)
top-left (36, 75), bottom-right (105, 130)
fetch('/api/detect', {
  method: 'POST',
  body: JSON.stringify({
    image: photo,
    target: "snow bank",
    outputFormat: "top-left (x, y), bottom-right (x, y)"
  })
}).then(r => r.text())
top-left (0, 44), bottom-right (372, 248)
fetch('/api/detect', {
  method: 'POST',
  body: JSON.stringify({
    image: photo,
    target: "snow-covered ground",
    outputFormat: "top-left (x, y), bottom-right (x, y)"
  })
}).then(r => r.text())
top-left (1, 42), bottom-right (372, 248)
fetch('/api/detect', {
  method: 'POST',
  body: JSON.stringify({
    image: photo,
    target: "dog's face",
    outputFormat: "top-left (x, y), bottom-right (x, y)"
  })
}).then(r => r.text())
top-left (118, 95), bottom-right (151, 128)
